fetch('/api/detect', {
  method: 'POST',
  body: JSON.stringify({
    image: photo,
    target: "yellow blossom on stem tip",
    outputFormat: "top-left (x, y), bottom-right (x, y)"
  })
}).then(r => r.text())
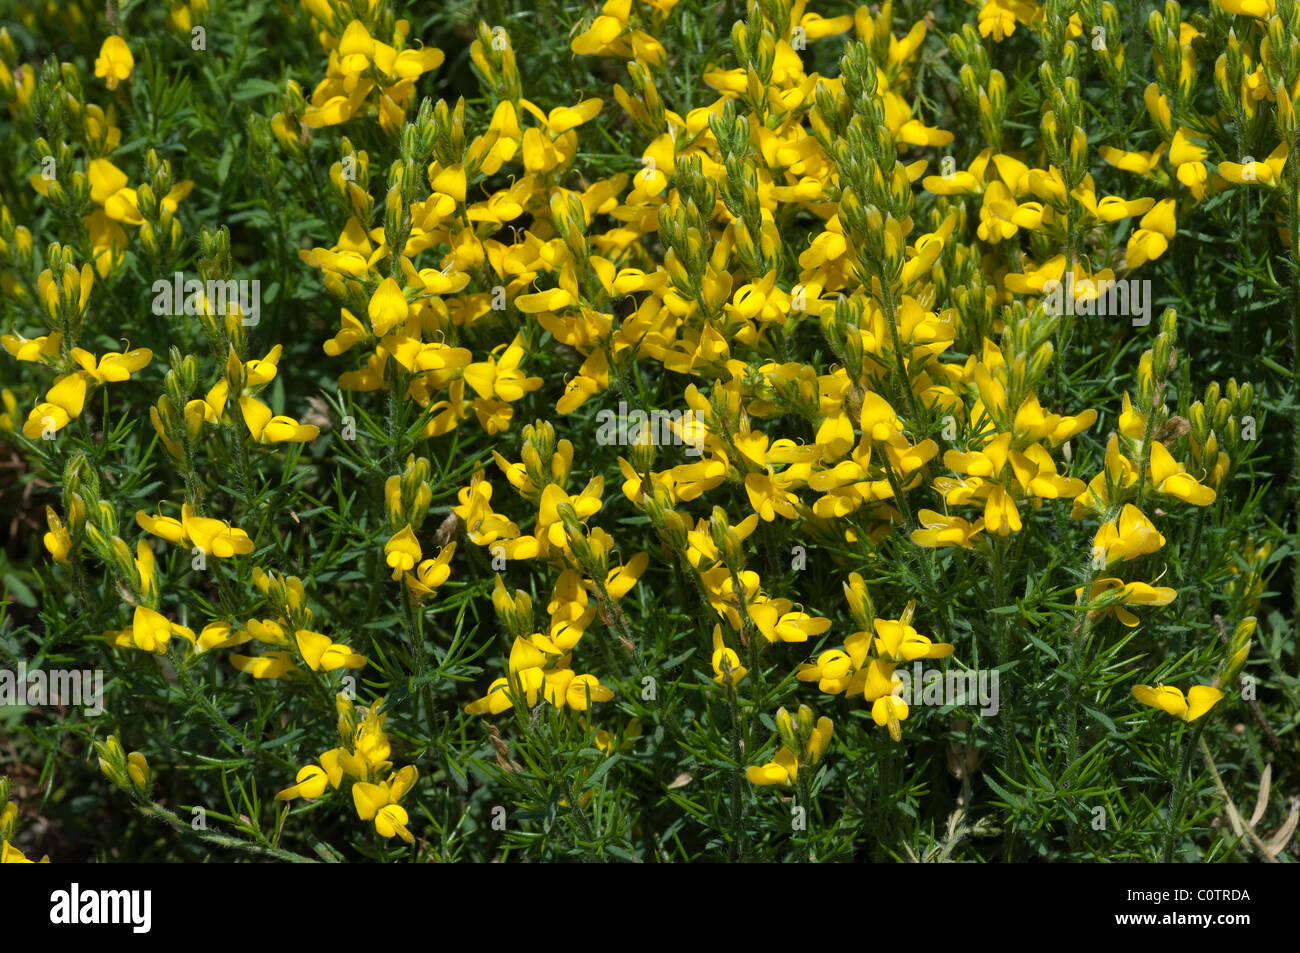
top-left (94, 36), bottom-right (134, 90)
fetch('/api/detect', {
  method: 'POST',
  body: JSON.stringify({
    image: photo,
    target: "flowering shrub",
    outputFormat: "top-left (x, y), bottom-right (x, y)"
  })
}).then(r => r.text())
top-left (1, 0), bottom-right (1298, 863)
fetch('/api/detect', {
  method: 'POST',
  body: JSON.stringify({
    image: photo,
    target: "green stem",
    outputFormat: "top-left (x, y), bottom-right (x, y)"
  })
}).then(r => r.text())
top-left (135, 797), bottom-right (318, 862)
top-left (795, 767), bottom-right (813, 863)
top-left (725, 680), bottom-right (750, 862)
top-left (877, 279), bottom-right (920, 421)
top-left (1287, 163), bottom-right (1300, 648)
top-left (175, 662), bottom-right (298, 774)
top-left (1064, 502), bottom-right (1123, 775)
top-left (1162, 718), bottom-right (1207, 862)
top-left (990, 537), bottom-right (1015, 775)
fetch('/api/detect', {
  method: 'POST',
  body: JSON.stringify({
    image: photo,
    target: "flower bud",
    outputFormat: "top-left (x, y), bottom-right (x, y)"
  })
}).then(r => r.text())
top-left (775, 707), bottom-right (798, 752)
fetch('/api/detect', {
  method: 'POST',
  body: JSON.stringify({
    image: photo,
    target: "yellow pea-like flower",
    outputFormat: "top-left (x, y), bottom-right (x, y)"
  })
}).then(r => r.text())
top-left (70, 346), bottom-right (152, 383)
top-left (94, 35), bottom-right (134, 90)
top-left (294, 629), bottom-right (366, 672)
top-left (1149, 441), bottom-right (1216, 506)
top-left (384, 525), bottom-right (422, 580)
top-left (23, 372), bottom-right (89, 439)
top-left (239, 396), bottom-right (320, 443)
top-left (404, 543), bottom-right (455, 598)
top-left (1092, 504), bottom-right (1166, 565)
top-left (710, 625), bottom-right (747, 685)
top-left (746, 745), bottom-right (798, 786)
top-left (1132, 684), bottom-right (1224, 722)
top-left (229, 651), bottom-right (295, 679)
top-left (42, 506), bottom-right (72, 563)
top-left (275, 765), bottom-right (329, 801)
top-left (337, 20), bottom-right (375, 75)
top-left (367, 277), bottom-right (409, 336)
top-left (181, 503), bottom-right (254, 557)
top-left (352, 766), bottom-right (417, 842)
top-left (2, 331), bottom-right (62, 362)
top-left (107, 605), bottom-right (196, 654)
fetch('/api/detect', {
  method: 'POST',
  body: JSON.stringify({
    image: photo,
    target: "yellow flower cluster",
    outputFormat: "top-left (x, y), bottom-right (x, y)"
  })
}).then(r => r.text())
top-left (799, 577), bottom-right (952, 741)
top-left (277, 695), bottom-right (418, 843)
top-left (466, 574), bottom-right (620, 715)
top-left (96, 734), bottom-right (153, 798)
top-left (747, 704), bottom-right (833, 786)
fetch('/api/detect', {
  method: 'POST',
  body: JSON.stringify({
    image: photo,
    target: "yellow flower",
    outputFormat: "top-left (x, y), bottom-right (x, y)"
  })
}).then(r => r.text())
top-left (294, 629), bottom-right (366, 672)
top-left (536, 479), bottom-right (603, 550)
top-left (798, 644), bottom-right (863, 695)
top-left (87, 158), bottom-right (137, 219)
top-left (603, 551), bottom-right (648, 599)
top-left (367, 277), bottom-right (409, 336)
top-left (384, 525), bottom-right (422, 580)
top-left (983, 485), bottom-right (1022, 535)
top-left (338, 20), bottom-right (376, 76)
top-left (2, 331), bottom-right (62, 362)
top-left (1168, 129), bottom-right (1208, 199)
top-left (748, 598), bottom-right (832, 644)
top-left (239, 395), bottom-right (320, 443)
top-left (196, 621), bottom-right (249, 653)
top-left (230, 651), bottom-right (296, 679)
top-left (1132, 684), bottom-right (1224, 722)
top-left (1080, 577), bottom-right (1177, 627)
top-left (1099, 143), bottom-right (1169, 178)
top-left (1092, 504), bottom-right (1166, 565)
top-left (1216, 0), bottom-right (1275, 19)
top-left (465, 675), bottom-right (524, 715)
top-left (746, 745), bottom-right (798, 786)
top-left (352, 765), bottom-right (417, 842)
top-left (106, 605), bottom-right (197, 654)
top-left (94, 36), bottom-right (134, 90)
top-left (126, 752), bottom-right (150, 791)
top-left (22, 372), bottom-right (88, 439)
top-left (243, 345), bottom-right (283, 388)
top-left (871, 692), bottom-right (910, 742)
top-left (70, 346), bottom-right (152, 383)
top-left (544, 670), bottom-right (615, 710)
top-left (462, 334), bottom-right (543, 435)
top-left (1126, 199), bottom-right (1177, 267)
top-left (185, 380), bottom-right (230, 435)
top-left (873, 604), bottom-right (953, 662)
top-left (404, 543), bottom-right (455, 598)
top-left (976, 0), bottom-right (1037, 41)
top-left (182, 503), bottom-right (254, 557)
top-left (1, 841), bottom-right (49, 863)
top-left (1218, 143), bottom-right (1287, 187)
top-left (275, 764), bottom-right (330, 801)
top-left (1149, 442), bottom-right (1216, 505)
top-left (42, 506), bottom-right (73, 563)
top-left (910, 509), bottom-right (985, 548)
top-left (710, 625), bottom-right (747, 685)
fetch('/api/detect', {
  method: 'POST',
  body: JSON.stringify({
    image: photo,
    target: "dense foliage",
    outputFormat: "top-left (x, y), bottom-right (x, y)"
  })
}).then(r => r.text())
top-left (1, 0), bottom-right (1298, 863)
